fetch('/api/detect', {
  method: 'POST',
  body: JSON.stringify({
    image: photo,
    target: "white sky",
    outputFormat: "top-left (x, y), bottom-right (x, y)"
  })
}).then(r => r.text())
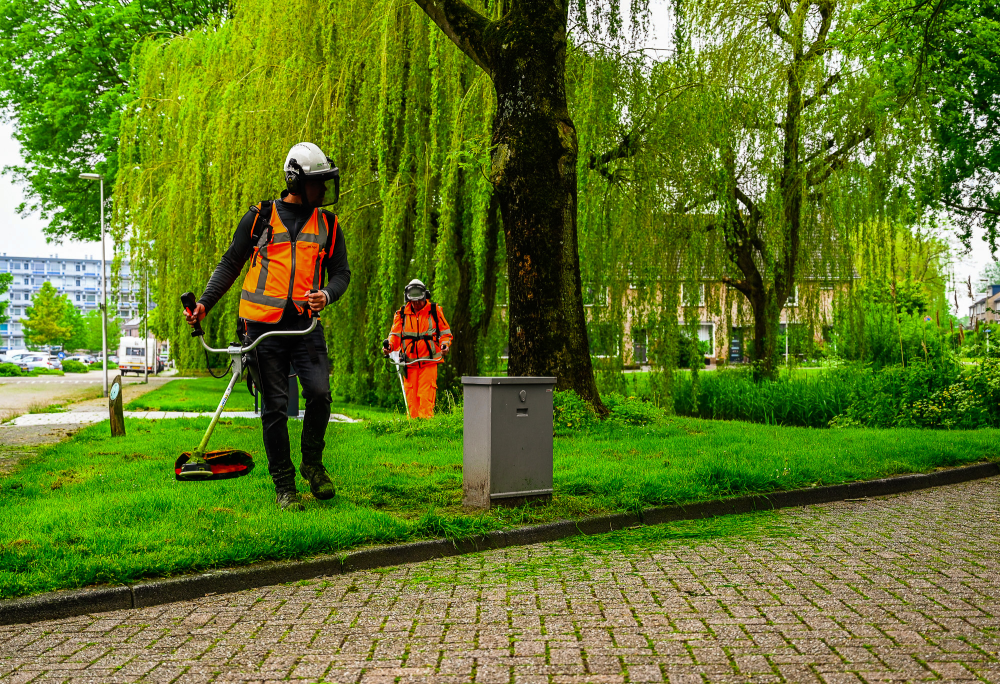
top-left (0, 3), bottom-right (994, 316)
top-left (0, 121), bottom-right (115, 262)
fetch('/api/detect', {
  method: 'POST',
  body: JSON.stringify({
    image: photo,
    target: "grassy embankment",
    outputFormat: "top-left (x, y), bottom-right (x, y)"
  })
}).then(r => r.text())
top-left (1, 409), bottom-right (996, 599)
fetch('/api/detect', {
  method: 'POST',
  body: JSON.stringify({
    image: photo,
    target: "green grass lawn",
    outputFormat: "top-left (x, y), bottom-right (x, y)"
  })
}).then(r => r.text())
top-left (125, 376), bottom-right (395, 421)
top-left (2, 412), bottom-right (997, 599)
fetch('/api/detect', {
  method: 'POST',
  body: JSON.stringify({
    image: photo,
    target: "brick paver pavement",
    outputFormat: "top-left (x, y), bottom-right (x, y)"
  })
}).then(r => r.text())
top-left (2, 478), bottom-right (999, 683)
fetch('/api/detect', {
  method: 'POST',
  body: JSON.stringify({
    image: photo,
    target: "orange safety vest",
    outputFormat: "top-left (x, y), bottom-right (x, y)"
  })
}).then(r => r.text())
top-left (238, 204), bottom-right (336, 323)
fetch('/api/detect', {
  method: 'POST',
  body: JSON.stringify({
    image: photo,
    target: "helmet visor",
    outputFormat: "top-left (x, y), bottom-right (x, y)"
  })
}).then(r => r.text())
top-left (405, 284), bottom-right (427, 301)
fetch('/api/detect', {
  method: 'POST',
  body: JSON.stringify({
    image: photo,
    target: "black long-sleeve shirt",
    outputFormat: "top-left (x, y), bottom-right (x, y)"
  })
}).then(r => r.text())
top-left (198, 197), bottom-right (351, 329)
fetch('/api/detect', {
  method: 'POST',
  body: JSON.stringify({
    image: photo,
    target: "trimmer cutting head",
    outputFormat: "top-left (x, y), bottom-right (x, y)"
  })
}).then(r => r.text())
top-left (175, 450), bottom-right (255, 481)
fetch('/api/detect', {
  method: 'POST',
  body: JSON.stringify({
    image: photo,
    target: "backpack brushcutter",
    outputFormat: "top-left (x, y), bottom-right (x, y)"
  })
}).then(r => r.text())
top-left (382, 342), bottom-right (441, 417)
top-left (178, 291), bottom-right (320, 481)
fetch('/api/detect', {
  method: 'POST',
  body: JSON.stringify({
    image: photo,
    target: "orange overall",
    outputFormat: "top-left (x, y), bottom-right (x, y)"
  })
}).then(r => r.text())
top-left (388, 302), bottom-right (453, 418)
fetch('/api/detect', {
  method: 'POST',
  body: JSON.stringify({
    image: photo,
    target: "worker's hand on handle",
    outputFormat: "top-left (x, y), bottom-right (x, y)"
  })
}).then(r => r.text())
top-left (307, 290), bottom-right (328, 313)
top-left (382, 339), bottom-right (391, 356)
top-left (440, 342), bottom-right (450, 355)
top-left (184, 302), bottom-right (206, 327)
top-left (180, 292), bottom-right (206, 337)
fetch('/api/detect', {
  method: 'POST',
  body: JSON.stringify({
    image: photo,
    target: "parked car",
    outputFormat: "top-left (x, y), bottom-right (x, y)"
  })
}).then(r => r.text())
top-left (0, 351), bottom-right (32, 365)
top-left (16, 354), bottom-right (60, 372)
top-left (66, 354), bottom-right (96, 365)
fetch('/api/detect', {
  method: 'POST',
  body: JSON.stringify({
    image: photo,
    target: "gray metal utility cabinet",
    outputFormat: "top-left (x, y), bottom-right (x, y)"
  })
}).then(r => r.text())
top-left (462, 376), bottom-right (556, 510)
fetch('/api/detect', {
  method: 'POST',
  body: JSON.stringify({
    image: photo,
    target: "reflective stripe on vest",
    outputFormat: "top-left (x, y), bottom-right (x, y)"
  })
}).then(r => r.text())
top-left (239, 204), bottom-right (335, 324)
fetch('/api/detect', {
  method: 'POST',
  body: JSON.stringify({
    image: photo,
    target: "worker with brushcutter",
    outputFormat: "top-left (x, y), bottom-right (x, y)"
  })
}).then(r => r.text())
top-left (382, 279), bottom-right (453, 418)
top-left (183, 142), bottom-right (350, 511)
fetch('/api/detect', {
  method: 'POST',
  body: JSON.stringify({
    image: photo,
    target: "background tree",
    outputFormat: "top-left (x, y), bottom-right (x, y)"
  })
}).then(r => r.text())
top-left (0, 273), bottom-right (11, 326)
top-left (22, 282), bottom-right (72, 348)
top-left (412, 0), bottom-right (627, 412)
top-left (61, 302), bottom-right (87, 351)
top-left (0, 0), bottom-right (229, 242)
top-left (655, 0), bottom-right (914, 379)
top-left (862, 0), bottom-right (1000, 250)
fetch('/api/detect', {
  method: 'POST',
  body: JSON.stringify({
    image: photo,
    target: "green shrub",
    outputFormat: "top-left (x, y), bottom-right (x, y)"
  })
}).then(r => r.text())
top-left (61, 360), bottom-right (89, 373)
top-left (553, 390), bottom-right (600, 434)
top-left (603, 393), bottom-right (665, 427)
top-left (28, 368), bottom-right (65, 376)
top-left (88, 362), bottom-right (118, 370)
top-left (0, 363), bottom-right (21, 377)
top-left (830, 361), bottom-right (960, 428)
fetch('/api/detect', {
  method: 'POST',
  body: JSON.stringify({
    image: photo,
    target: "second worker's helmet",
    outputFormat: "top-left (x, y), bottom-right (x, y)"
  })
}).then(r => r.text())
top-left (284, 142), bottom-right (340, 205)
top-left (404, 279), bottom-right (430, 302)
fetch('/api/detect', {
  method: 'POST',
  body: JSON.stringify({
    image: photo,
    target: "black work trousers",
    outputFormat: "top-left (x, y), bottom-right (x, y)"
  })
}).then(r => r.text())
top-left (249, 322), bottom-right (332, 493)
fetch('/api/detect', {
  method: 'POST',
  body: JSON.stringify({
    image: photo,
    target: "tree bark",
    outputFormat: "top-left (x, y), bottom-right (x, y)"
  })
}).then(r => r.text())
top-left (414, 0), bottom-right (606, 413)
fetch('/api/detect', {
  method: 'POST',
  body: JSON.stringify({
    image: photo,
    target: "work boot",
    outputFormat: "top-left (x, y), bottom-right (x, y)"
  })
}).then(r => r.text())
top-left (300, 464), bottom-right (336, 500)
top-left (276, 490), bottom-right (305, 511)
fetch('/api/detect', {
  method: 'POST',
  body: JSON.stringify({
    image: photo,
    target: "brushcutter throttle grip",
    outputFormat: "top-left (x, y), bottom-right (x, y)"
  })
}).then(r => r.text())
top-left (181, 292), bottom-right (205, 337)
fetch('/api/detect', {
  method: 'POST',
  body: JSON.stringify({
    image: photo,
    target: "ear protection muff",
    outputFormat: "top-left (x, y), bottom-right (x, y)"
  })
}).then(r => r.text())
top-left (285, 158), bottom-right (304, 196)
top-left (285, 157), bottom-right (340, 205)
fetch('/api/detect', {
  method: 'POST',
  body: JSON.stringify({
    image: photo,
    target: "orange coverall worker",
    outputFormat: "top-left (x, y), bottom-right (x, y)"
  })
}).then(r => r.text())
top-left (387, 302), bottom-right (453, 418)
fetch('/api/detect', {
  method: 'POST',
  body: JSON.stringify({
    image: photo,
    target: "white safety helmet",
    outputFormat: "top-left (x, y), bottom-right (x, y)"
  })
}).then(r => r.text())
top-left (284, 142), bottom-right (340, 204)
top-left (404, 279), bottom-right (430, 301)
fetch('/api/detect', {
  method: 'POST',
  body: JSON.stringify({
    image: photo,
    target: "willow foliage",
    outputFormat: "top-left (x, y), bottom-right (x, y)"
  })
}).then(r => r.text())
top-left (116, 0), bottom-right (506, 405)
top-left (115, 0), bottom-right (932, 406)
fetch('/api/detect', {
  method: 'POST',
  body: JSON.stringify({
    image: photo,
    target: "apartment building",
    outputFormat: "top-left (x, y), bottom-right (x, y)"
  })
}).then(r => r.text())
top-left (968, 285), bottom-right (1000, 329)
top-left (0, 253), bottom-right (148, 352)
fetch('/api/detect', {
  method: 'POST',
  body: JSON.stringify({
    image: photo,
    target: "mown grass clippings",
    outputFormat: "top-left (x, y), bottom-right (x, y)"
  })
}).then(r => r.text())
top-left (399, 511), bottom-right (804, 590)
top-left (0, 411), bottom-right (996, 599)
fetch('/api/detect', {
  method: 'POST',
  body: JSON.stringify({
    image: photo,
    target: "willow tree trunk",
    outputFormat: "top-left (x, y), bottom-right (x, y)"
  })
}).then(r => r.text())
top-left (414, 0), bottom-right (606, 413)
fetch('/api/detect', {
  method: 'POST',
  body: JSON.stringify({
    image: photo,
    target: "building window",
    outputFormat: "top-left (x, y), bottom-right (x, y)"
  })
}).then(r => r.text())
top-left (22, 262), bottom-right (28, 270)
top-left (22, 278), bottom-right (29, 285)
top-left (86, 295), bottom-right (95, 302)
top-left (13, 293), bottom-right (20, 300)
top-left (23, 293), bottom-right (29, 301)
top-left (76, 295), bottom-right (81, 301)
top-left (12, 308), bottom-right (20, 316)
top-left (13, 262), bottom-right (20, 270)
top-left (76, 279), bottom-right (81, 286)
top-left (75, 264), bottom-right (81, 272)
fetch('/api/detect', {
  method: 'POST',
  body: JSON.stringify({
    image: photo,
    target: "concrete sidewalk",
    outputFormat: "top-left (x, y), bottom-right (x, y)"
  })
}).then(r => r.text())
top-left (2, 478), bottom-right (998, 683)
top-left (7, 411), bottom-right (359, 426)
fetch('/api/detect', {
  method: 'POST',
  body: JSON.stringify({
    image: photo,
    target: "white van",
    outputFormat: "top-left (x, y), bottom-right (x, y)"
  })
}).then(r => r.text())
top-left (117, 337), bottom-right (162, 375)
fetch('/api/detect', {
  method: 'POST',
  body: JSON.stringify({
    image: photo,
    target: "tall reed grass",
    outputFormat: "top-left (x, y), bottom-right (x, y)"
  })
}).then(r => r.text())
top-left (672, 367), bottom-right (858, 427)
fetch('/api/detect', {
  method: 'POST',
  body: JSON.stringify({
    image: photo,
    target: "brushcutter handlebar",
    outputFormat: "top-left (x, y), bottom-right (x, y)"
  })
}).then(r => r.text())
top-left (385, 350), bottom-right (442, 368)
top-left (197, 316), bottom-right (319, 355)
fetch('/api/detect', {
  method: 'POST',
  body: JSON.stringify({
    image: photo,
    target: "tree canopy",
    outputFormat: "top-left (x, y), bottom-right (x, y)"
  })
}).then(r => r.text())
top-left (0, 0), bottom-right (229, 242)
top-left (22, 282), bottom-right (72, 347)
top-left (111, 0), bottom-right (963, 403)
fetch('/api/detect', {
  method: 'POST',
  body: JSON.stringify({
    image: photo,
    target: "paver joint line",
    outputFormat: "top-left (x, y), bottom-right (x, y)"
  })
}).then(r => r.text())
top-left (0, 461), bottom-right (996, 627)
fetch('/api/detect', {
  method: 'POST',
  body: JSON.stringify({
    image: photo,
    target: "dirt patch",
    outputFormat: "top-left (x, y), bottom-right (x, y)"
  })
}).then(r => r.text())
top-left (0, 424), bottom-right (88, 476)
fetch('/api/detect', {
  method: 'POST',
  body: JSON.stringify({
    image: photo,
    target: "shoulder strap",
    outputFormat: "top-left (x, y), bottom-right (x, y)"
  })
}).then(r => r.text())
top-left (248, 200), bottom-right (274, 246)
top-left (430, 302), bottom-right (440, 341)
top-left (323, 212), bottom-right (338, 253)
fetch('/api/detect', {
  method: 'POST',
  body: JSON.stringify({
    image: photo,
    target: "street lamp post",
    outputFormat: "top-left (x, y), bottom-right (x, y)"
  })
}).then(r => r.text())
top-left (79, 172), bottom-right (107, 399)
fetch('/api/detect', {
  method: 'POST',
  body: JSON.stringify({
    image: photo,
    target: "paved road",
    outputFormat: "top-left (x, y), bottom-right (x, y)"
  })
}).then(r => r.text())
top-left (2, 478), bottom-right (999, 683)
top-left (0, 373), bottom-right (175, 417)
